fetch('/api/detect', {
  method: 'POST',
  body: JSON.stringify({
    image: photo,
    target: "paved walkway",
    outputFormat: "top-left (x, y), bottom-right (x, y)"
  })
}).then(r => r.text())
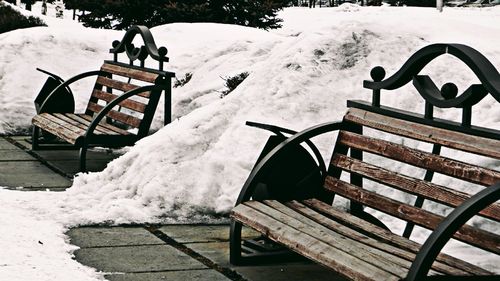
top-left (0, 136), bottom-right (344, 281)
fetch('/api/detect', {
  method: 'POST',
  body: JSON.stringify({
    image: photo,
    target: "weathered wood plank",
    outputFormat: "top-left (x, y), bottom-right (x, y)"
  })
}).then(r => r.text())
top-left (101, 62), bottom-right (158, 83)
top-left (32, 114), bottom-right (82, 144)
top-left (302, 199), bottom-right (492, 276)
top-left (338, 131), bottom-right (500, 187)
top-left (331, 153), bottom-right (500, 222)
top-left (231, 203), bottom-right (401, 281)
top-left (282, 200), bottom-right (471, 276)
top-left (95, 76), bottom-right (141, 93)
top-left (38, 113), bottom-right (90, 135)
top-left (324, 177), bottom-right (500, 254)
top-left (52, 113), bottom-right (114, 135)
top-left (344, 108), bottom-right (500, 160)
top-left (87, 102), bottom-right (142, 128)
top-left (247, 201), bottom-right (411, 278)
top-left (91, 89), bottom-right (148, 113)
top-left (71, 114), bottom-right (131, 135)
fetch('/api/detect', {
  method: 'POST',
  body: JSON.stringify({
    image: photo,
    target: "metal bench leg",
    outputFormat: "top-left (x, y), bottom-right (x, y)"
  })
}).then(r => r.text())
top-left (32, 126), bottom-right (40, 150)
top-left (79, 145), bottom-right (88, 172)
top-left (229, 220), bottom-right (243, 265)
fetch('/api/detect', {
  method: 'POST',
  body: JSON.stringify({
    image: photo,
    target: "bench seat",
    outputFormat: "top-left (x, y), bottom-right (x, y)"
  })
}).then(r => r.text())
top-left (233, 199), bottom-right (493, 281)
top-left (32, 113), bottom-right (134, 146)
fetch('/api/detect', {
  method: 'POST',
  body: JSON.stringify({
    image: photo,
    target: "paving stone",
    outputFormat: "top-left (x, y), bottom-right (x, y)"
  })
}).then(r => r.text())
top-left (184, 242), bottom-right (345, 281)
top-left (0, 161), bottom-right (71, 188)
top-left (46, 159), bottom-right (115, 175)
top-left (32, 149), bottom-right (120, 161)
top-left (104, 269), bottom-right (231, 281)
top-left (0, 138), bottom-right (18, 150)
top-left (235, 264), bottom-right (347, 281)
top-left (68, 227), bottom-right (164, 248)
top-left (74, 244), bottom-right (207, 273)
top-left (157, 224), bottom-right (259, 243)
top-left (0, 150), bottom-right (37, 161)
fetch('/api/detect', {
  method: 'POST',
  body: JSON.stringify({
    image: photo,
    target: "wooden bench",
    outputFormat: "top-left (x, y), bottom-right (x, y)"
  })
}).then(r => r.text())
top-left (31, 25), bottom-right (175, 172)
top-left (230, 44), bottom-right (500, 281)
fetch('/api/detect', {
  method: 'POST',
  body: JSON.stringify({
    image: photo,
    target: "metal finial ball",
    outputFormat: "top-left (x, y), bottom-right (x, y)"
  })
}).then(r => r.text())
top-left (112, 40), bottom-right (120, 48)
top-left (441, 83), bottom-right (458, 100)
top-left (370, 66), bottom-right (386, 82)
top-left (158, 47), bottom-right (168, 57)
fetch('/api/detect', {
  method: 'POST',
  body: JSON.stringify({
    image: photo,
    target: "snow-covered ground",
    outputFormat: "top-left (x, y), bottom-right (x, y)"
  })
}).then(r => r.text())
top-left (0, 2), bottom-right (499, 280)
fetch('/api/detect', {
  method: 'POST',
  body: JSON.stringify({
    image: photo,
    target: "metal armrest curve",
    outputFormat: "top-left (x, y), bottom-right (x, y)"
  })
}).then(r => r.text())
top-left (235, 121), bottom-right (344, 205)
top-left (39, 70), bottom-right (106, 112)
top-left (246, 121), bottom-right (328, 182)
top-left (406, 182), bottom-right (500, 281)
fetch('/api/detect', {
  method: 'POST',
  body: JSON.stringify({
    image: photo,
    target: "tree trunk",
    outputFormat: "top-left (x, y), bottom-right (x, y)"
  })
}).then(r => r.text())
top-left (437, 0), bottom-right (443, 12)
top-left (42, 0), bottom-right (47, 15)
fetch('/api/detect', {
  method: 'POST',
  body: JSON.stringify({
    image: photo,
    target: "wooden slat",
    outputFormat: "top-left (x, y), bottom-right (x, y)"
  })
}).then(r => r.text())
top-left (95, 76), bottom-right (147, 96)
top-left (231, 203), bottom-right (401, 281)
top-left (52, 113), bottom-right (114, 135)
top-left (281, 200), bottom-right (471, 276)
top-left (338, 131), bottom-right (500, 187)
top-left (91, 89), bottom-right (147, 113)
top-left (37, 113), bottom-right (87, 134)
top-left (70, 114), bottom-right (131, 136)
top-left (260, 200), bottom-right (451, 276)
top-left (101, 62), bottom-right (159, 83)
top-left (324, 177), bottom-right (500, 254)
top-left (87, 102), bottom-right (142, 128)
top-left (331, 153), bottom-right (500, 222)
top-left (344, 108), bottom-right (500, 160)
top-left (302, 199), bottom-right (492, 276)
top-left (32, 114), bottom-right (82, 144)
top-left (251, 201), bottom-right (412, 278)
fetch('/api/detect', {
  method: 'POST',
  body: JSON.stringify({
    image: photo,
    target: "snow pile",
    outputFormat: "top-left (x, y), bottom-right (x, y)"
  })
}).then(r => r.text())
top-left (0, 4), bottom-right (499, 278)
top-left (0, 190), bottom-right (101, 280)
top-left (338, 3), bottom-right (361, 12)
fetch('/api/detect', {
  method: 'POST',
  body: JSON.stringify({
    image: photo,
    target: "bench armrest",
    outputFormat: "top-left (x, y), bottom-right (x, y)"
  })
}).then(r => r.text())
top-left (36, 68), bottom-right (65, 83)
top-left (38, 70), bottom-right (107, 112)
top-left (246, 121), bottom-right (327, 179)
top-left (235, 121), bottom-right (344, 205)
top-left (406, 182), bottom-right (500, 281)
top-left (246, 121), bottom-right (299, 137)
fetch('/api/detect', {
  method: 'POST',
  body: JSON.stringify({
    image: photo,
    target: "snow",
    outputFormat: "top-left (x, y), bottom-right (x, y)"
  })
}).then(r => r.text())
top-left (0, 190), bottom-right (102, 281)
top-left (0, 2), bottom-right (499, 279)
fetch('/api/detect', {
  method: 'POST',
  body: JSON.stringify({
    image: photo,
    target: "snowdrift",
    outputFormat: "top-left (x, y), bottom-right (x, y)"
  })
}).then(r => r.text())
top-left (0, 5), bottom-right (499, 277)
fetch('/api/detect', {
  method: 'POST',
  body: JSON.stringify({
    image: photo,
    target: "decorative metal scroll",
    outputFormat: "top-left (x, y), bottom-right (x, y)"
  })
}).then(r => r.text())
top-left (109, 25), bottom-right (169, 71)
top-left (363, 44), bottom-right (500, 127)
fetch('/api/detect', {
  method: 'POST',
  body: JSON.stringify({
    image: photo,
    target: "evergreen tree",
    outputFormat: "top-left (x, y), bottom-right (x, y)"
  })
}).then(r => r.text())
top-left (67, 0), bottom-right (288, 30)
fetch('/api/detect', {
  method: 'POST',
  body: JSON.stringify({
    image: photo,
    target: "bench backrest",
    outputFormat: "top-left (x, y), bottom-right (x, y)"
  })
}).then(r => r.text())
top-left (326, 44), bottom-right (500, 255)
top-left (85, 25), bottom-right (174, 138)
top-left (86, 62), bottom-right (166, 138)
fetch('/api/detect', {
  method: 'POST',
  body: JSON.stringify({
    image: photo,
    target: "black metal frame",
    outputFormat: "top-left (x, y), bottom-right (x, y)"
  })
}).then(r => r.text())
top-left (230, 121), bottom-right (343, 265)
top-left (406, 182), bottom-right (500, 281)
top-left (229, 43), bottom-right (500, 278)
top-left (32, 25), bottom-right (175, 172)
top-left (363, 43), bottom-right (500, 128)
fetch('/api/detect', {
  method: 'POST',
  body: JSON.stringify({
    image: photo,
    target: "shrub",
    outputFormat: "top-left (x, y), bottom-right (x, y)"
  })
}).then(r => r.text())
top-left (220, 72), bottom-right (249, 97)
top-left (0, 2), bottom-right (46, 34)
top-left (174, 73), bottom-right (193, 88)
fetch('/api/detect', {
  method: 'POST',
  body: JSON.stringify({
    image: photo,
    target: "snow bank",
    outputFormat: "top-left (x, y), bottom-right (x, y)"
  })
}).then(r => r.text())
top-left (0, 189), bottom-right (102, 280)
top-left (0, 4), bottom-right (499, 277)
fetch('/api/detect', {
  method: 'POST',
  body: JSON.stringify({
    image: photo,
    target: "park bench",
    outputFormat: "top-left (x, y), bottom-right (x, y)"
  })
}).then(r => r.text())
top-left (31, 25), bottom-right (174, 172)
top-left (230, 44), bottom-right (500, 280)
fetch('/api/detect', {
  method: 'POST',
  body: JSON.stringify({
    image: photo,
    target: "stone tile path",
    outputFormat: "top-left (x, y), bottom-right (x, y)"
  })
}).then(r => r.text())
top-left (0, 136), bottom-right (345, 281)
